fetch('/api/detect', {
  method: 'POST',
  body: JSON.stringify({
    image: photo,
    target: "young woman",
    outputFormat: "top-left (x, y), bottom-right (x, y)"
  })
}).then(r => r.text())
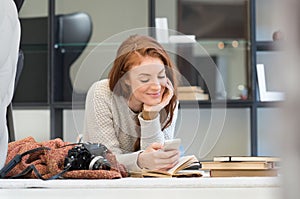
top-left (83, 35), bottom-right (179, 172)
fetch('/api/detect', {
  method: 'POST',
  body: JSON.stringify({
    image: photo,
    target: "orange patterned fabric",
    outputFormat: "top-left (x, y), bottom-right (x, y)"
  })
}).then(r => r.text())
top-left (4, 137), bottom-right (128, 179)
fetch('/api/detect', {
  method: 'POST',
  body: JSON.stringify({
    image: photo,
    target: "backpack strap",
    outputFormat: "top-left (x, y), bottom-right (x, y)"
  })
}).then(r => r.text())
top-left (0, 147), bottom-right (50, 178)
top-left (10, 163), bottom-right (72, 180)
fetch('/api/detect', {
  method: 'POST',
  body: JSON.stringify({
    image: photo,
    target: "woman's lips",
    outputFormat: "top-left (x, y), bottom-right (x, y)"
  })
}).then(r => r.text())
top-left (147, 92), bottom-right (161, 98)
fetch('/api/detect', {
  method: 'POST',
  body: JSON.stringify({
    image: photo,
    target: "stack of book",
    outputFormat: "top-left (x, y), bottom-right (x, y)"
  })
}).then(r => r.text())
top-left (177, 86), bottom-right (209, 101)
top-left (200, 156), bottom-right (280, 177)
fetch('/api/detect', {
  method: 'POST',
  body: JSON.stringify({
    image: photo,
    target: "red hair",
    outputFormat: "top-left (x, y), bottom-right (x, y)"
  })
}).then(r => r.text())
top-left (109, 35), bottom-right (177, 130)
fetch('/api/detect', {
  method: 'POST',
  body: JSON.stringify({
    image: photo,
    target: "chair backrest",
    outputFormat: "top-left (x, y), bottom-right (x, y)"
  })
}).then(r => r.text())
top-left (14, 12), bottom-right (93, 103)
top-left (55, 12), bottom-right (93, 101)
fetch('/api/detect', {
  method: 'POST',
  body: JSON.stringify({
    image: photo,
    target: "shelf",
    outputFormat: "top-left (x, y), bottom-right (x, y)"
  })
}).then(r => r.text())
top-left (12, 100), bottom-right (255, 110)
top-left (256, 41), bottom-right (283, 51)
top-left (52, 101), bottom-right (85, 109)
top-left (57, 40), bottom-right (249, 49)
top-left (256, 101), bottom-right (284, 108)
top-left (13, 100), bottom-right (283, 110)
top-left (179, 99), bottom-right (253, 108)
top-left (12, 102), bottom-right (49, 109)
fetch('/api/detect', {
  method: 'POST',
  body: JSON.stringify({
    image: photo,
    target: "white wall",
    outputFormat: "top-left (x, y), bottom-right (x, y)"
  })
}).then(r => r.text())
top-left (13, 110), bottom-right (50, 141)
top-left (257, 108), bottom-right (284, 156)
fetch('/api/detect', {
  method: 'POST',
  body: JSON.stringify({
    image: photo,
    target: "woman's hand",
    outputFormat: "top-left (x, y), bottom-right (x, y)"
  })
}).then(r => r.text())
top-left (137, 142), bottom-right (180, 171)
top-left (142, 78), bottom-right (174, 119)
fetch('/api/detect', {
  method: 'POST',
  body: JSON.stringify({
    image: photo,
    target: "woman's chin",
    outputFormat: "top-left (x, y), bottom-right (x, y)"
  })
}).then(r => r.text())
top-left (144, 99), bottom-right (161, 106)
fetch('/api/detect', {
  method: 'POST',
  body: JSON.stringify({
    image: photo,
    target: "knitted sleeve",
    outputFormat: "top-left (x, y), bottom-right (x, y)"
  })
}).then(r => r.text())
top-left (83, 80), bottom-right (123, 154)
top-left (83, 80), bottom-right (142, 171)
top-left (138, 102), bottom-right (179, 150)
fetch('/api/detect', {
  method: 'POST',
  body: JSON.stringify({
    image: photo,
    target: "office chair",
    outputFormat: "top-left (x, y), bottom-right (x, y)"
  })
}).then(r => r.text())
top-left (54, 12), bottom-right (93, 102)
top-left (15, 12), bottom-right (92, 103)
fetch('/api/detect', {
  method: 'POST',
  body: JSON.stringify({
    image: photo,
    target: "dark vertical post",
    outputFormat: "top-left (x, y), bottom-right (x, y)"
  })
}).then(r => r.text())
top-left (148, 0), bottom-right (155, 37)
top-left (49, 0), bottom-right (63, 139)
top-left (52, 108), bottom-right (63, 139)
top-left (250, 0), bottom-right (258, 156)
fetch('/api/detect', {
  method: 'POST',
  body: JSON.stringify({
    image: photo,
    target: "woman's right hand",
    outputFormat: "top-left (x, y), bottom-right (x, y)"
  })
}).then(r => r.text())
top-left (143, 78), bottom-right (174, 113)
top-left (137, 143), bottom-right (180, 171)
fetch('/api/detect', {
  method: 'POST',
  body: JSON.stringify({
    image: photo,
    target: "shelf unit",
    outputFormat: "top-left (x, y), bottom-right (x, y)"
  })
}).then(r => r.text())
top-left (12, 0), bottom-right (283, 156)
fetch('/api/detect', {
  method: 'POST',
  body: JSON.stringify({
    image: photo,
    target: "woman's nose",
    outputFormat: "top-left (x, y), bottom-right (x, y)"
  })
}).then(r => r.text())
top-left (150, 79), bottom-right (161, 90)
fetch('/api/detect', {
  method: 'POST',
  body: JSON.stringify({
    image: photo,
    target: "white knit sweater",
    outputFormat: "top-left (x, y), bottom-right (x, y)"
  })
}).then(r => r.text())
top-left (83, 79), bottom-right (178, 172)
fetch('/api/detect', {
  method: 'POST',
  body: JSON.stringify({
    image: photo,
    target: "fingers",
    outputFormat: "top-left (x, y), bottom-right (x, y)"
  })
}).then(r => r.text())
top-left (154, 150), bottom-right (180, 163)
top-left (150, 142), bottom-right (164, 150)
top-left (164, 79), bottom-right (174, 98)
top-left (166, 79), bottom-right (174, 96)
top-left (166, 78), bottom-right (174, 92)
top-left (160, 159), bottom-right (179, 170)
top-left (159, 79), bottom-right (174, 107)
top-left (138, 148), bottom-right (180, 170)
top-left (156, 149), bottom-right (180, 160)
top-left (144, 142), bottom-right (163, 152)
top-left (153, 150), bottom-right (180, 170)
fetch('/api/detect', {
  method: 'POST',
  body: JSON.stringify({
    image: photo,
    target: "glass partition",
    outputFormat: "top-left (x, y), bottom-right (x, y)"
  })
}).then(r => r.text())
top-left (156, 0), bottom-right (251, 100)
top-left (13, 0), bottom-right (49, 104)
top-left (54, 0), bottom-right (149, 102)
top-left (14, 0), bottom-right (251, 104)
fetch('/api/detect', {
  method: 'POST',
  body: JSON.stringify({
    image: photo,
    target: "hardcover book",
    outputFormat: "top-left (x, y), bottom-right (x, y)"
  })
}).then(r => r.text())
top-left (213, 156), bottom-right (280, 162)
top-left (177, 86), bottom-right (209, 101)
top-left (177, 86), bottom-right (204, 93)
top-left (210, 169), bottom-right (278, 177)
top-left (177, 92), bottom-right (209, 101)
top-left (200, 161), bottom-right (275, 170)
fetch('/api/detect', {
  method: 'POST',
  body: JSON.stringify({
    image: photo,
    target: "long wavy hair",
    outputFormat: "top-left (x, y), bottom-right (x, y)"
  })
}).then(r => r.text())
top-left (109, 34), bottom-right (178, 131)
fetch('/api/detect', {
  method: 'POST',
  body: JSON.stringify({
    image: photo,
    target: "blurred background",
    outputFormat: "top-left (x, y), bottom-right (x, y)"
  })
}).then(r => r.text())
top-left (11, 0), bottom-right (285, 162)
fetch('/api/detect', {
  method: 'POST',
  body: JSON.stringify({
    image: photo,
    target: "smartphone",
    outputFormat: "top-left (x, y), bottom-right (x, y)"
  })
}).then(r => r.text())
top-left (163, 138), bottom-right (181, 151)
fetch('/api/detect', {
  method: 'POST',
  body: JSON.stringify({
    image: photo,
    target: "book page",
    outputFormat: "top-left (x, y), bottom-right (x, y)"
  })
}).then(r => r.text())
top-left (142, 155), bottom-right (198, 176)
top-left (167, 155), bottom-right (198, 174)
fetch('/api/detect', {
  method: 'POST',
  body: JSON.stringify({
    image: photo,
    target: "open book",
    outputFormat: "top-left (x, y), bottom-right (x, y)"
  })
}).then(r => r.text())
top-left (130, 155), bottom-right (202, 178)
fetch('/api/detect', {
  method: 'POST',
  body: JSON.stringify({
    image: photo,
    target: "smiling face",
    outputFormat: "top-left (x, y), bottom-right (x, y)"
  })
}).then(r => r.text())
top-left (126, 56), bottom-right (167, 111)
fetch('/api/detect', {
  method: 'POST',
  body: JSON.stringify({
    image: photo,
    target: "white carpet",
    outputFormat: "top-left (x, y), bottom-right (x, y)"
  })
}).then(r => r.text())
top-left (0, 177), bottom-right (281, 189)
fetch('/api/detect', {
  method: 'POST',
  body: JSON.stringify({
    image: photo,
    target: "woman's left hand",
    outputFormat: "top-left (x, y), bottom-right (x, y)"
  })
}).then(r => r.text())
top-left (137, 142), bottom-right (180, 171)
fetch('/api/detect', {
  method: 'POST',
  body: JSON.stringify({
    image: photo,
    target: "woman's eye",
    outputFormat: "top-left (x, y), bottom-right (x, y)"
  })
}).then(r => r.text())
top-left (140, 79), bottom-right (149, 83)
top-left (158, 75), bottom-right (166, 79)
